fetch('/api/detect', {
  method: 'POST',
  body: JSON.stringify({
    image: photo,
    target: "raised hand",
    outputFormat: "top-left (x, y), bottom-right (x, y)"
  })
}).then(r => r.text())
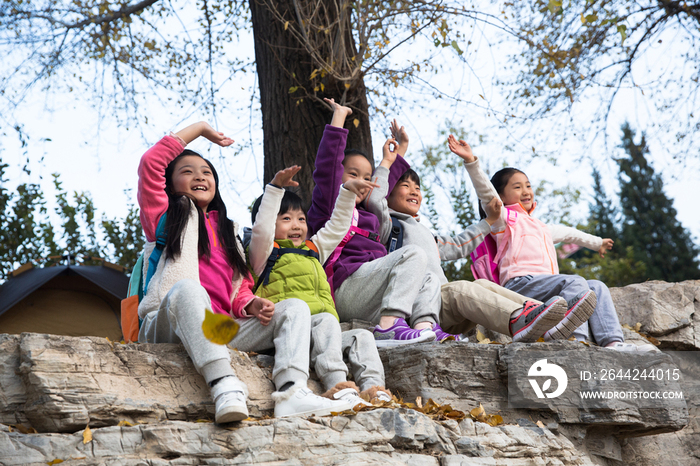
top-left (246, 297), bottom-right (275, 326)
top-left (390, 119), bottom-right (409, 156)
top-left (483, 196), bottom-right (503, 226)
top-left (598, 238), bottom-right (614, 258)
top-left (271, 165), bottom-right (301, 188)
top-left (447, 134), bottom-right (475, 162)
top-left (344, 178), bottom-right (380, 198)
top-left (379, 137), bottom-right (399, 169)
top-left (324, 97), bottom-right (353, 128)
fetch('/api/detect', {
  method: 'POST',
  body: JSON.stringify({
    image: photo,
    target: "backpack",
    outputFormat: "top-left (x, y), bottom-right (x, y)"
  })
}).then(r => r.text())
top-left (469, 207), bottom-right (518, 285)
top-left (386, 215), bottom-right (404, 253)
top-left (120, 213), bottom-right (168, 342)
top-left (253, 240), bottom-right (320, 293)
top-left (469, 234), bottom-right (500, 285)
top-left (324, 208), bottom-right (381, 297)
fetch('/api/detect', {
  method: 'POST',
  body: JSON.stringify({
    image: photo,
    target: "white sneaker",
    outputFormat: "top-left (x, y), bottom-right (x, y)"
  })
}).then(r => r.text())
top-left (605, 342), bottom-right (657, 353)
top-left (332, 387), bottom-right (371, 408)
top-left (211, 376), bottom-right (249, 423)
top-left (375, 391), bottom-right (391, 401)
top-left (273, 385), bottom-right (356, 418)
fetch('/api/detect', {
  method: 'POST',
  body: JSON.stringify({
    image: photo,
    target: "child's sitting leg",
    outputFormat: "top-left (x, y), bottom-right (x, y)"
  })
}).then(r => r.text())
top-left (440, 279), bottom-right (568, 343)
top-left (233, 298), bottom-right (355, 417)
top-left (139, 279), bottom-right (248, 423)
top-left (504, 274), bottom-right (654, 351)
top-left (308, 312), bottom-right (369, 409)
top-left (341, 329), bottom-right (392, 403)
top-left (334, 245), bottom-right (441, 347)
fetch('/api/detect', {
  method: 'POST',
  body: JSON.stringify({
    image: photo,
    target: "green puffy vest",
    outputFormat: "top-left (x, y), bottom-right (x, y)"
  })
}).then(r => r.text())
top-left (251, 239), bottom-right (338, 320)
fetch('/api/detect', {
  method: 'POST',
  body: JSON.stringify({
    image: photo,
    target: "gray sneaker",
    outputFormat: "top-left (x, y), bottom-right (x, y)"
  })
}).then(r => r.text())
top-left (544, 290), bottom-right (597, 341)
top-left (510, 297), bottom-right (568, 343)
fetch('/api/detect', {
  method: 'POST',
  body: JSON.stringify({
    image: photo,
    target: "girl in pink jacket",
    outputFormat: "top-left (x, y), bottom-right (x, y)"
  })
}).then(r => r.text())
top-left (448, 136), bottom-right (654, 353)
top-left (137, 122), bottom-right (351, 424)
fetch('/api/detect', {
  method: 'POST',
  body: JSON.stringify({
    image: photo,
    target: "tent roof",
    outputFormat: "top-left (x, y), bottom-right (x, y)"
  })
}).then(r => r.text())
top-left (0, 264), bottom-right (129, 317)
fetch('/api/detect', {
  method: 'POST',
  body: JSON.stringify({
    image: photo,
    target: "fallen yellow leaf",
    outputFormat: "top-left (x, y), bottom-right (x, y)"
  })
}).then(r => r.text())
top-left (202, 309), bottom-right (240, 345)
top-left (82, 425), bottom-right (92, 444)
top-left (536, 420), bottom-right (545, 428)
top-left (117, 420), bottom-right (134, 427)
top-left (47, 459), bottom-right (64, 465)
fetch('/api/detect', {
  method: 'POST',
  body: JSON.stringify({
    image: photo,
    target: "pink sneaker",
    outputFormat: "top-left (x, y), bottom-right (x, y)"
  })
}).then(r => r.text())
top-left (373, 318), bottom-right (436, 347)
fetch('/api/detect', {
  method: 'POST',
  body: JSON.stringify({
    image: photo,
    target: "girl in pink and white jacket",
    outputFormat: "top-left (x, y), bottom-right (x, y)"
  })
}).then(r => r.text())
top-left (137, 122), bottom-right (350, 424)
top-left (448, 135), bottom-right (654, 352)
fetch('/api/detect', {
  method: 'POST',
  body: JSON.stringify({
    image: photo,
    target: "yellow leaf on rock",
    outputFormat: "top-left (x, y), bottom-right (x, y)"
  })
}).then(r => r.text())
top-left (476, 329), bottom-right (486, 342)
top-left (47, 460), bottom-right (64, 465)
top-left (202, 309), bottom-right (240, 345)
top-left (416, 396), bottom-right (423, 408)
top-left (536, 420), bottom-right (545, 428)
top-left (117, 420), bottom-right (134, 427)
top-left (83, 425), bottom-right (92, 444)
top-left (634, 322), bottom-right (642, 332)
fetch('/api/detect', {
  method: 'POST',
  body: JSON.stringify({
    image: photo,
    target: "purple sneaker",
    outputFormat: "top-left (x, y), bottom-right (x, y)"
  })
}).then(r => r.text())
top-left (373, 318), bottom-right (436, 347)
top-left (432, 324), bottom-right (462, 342)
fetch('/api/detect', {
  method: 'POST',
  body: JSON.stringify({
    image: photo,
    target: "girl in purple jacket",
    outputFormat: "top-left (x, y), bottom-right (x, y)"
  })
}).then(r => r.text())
top-left (306, 99), bottom-right (440, 347)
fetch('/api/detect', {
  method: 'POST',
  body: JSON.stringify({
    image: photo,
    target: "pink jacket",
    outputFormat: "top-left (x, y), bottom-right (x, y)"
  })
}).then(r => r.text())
top-left (492, 202), bottom-right (602, 285)
top-left (137, 135), bottom-right (255, 318)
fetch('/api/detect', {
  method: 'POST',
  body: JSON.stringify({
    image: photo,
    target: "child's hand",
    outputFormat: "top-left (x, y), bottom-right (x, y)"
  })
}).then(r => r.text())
top-left (201, 122), bottom-right (235, 147)
top-left (447, 134), bottom-right (475, 162)
top-left (390, 119), bottom-right (409, 156)
top-left (598, 238), bottom-right (614, 258)
top-left (344, 178), bottom-right (379, 198)
top-left (483, 197), bottom-right (502, 225)
top-left (324, 98), bottom-right (353, 128)
top-left (246, 297), bottom-right (275, 326)
top-left (379, 138), bottom-right (399, 169)
top-left (271, 165), bottom-right (301, 188)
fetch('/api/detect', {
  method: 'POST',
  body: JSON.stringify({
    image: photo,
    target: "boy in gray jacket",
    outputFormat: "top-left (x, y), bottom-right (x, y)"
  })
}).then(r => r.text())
top-left (366, 122), bottom-right (574, 343)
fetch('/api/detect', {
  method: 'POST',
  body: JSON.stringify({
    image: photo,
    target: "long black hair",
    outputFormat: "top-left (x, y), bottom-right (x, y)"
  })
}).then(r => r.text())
top-left (163, 149), bottom-right (247, 274)
top-left (478, 167), bottom-right (526, 219)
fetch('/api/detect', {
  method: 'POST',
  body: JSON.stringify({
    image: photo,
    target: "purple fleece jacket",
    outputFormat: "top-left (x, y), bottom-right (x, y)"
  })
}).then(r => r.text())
top-left (306, 125), bottom-right (387, 292)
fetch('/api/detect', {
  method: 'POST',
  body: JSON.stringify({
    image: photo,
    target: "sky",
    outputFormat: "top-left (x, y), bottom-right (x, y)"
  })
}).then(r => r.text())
top-left (1, 6), bottom-right (699, 262)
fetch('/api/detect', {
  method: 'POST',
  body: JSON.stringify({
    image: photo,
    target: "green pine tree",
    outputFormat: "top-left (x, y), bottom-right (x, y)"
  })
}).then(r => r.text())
top-left (616, 123), bottom-right (700, 281)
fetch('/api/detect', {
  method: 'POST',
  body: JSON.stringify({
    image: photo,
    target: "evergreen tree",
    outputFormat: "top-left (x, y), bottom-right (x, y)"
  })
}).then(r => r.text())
top-left (616, 123), bottom-right (700, 281)
top-left (589, 168), bottom-right (618, 241)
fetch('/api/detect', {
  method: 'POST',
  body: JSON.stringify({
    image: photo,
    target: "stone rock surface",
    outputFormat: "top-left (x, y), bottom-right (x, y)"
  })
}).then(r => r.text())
top-left (1, 280), bottom-right (699, 465)
top-left (611, 280), bottom-right (700, 350)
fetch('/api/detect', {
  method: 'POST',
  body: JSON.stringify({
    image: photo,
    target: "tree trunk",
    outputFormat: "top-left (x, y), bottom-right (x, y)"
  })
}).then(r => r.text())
top-left (248, 0), bottom-right (373, 209)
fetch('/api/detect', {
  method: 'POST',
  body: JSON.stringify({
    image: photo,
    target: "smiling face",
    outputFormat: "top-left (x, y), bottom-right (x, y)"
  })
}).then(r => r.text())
top-left (341, 154), bottom-right (374, 204)
top-left (501, 172), bottom-right (534, 211)
top-left (388, 178), bottom-right (422, 216)
top-left (170, 155), bottom-right (216, 211)
top-left (275, 208), bottom-right (308, 247)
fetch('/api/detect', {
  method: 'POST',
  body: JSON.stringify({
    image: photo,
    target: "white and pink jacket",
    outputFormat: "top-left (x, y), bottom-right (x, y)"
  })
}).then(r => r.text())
top-left (463, 158), bottom-right (603, 286)
top-left (137, 135), bottom-right (255, 319)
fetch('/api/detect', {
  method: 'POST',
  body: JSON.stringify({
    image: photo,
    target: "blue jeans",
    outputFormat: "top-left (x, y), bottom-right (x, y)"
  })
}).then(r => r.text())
top-left (504, 274), bottom-right (623, 347)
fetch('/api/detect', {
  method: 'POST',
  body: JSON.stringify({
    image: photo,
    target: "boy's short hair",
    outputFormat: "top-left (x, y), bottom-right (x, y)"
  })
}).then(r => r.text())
top-left (251, 188), bottom-right (305, 224)
top-left (396, 168), bottom-right (421, 187)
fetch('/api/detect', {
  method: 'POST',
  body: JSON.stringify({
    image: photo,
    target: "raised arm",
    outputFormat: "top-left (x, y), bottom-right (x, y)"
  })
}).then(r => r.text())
top-left (175, 121), bottom-right (234, 147)
top-left (311, 183), bottom-right (363, 263)
top-left (548, 224), bottom-right (604, 254)
top-left (248, 166), bottom-right (301, 276)
top-left (325, 98), bottom-right (353, 128)
top-left (367, 138), bottom-right (402, 243)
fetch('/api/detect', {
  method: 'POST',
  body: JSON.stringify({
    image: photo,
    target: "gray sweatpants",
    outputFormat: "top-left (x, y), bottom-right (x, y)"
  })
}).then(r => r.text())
top-left (334, 244), bottom-right (440, 327)
top-left (504, 274), bottom-right (623, 347)
top-left (309, 312), bottom-right (349, 391)
top-left (139, 279), bottom-right (311, 390)
top-left (341, 329), bottom-right (386, 392)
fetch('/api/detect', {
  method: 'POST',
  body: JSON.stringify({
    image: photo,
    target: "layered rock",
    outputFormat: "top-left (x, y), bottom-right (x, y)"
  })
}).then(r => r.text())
top-left (1, 279), bottom-right (698, 464)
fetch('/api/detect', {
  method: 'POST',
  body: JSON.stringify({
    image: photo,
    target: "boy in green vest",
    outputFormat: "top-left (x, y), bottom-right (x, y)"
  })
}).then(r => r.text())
top-left (245, 165), bottom-right (393, 408)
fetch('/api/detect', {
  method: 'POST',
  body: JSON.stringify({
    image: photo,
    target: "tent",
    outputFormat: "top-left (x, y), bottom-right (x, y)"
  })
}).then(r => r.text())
top-left (0, 263), bottom-right (128, 341)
